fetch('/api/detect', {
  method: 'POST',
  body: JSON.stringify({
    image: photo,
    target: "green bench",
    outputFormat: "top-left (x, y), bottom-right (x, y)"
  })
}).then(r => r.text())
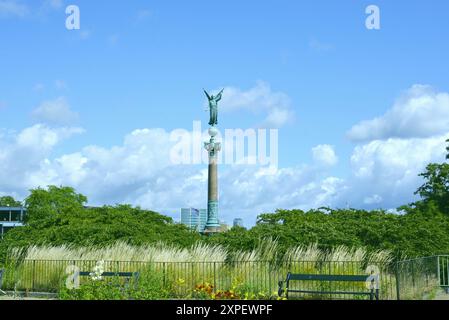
top-left (278, 272), bottom-right (380, 300)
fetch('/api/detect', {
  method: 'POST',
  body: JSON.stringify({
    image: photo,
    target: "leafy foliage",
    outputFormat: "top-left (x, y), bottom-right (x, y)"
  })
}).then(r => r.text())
top-left (207, 207), bottom-right (449, 259)
top-left (0, 186), bottom-right (201, 262)
top-left (413, 138), bottom-right (449, 214)
top-left (24, 186), bottom-right (87, 224)
top-left (0, 196), bottom-right (22, 207)
top-left (59, 271), bottom-right (170, 300)
top-left (415, 163), bottom-right (449, 214)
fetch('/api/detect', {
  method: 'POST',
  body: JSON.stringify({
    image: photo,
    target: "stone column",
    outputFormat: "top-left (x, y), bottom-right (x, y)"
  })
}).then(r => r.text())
top-left (204, 127), bottom-right (221, 234)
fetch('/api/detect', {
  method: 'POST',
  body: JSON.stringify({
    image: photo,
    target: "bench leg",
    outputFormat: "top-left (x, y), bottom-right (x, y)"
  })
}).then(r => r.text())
top-left (278, 281), bottom-right (284, 297)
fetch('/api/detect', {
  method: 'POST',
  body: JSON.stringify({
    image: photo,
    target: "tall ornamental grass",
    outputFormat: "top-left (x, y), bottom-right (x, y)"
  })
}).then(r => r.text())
top-left (2, 239), bottom-right (403, 299)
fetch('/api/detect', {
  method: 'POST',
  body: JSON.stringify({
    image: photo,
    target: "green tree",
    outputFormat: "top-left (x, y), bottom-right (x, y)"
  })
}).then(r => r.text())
top-left (446, 139), bottom-right (449, 160)
top-left (414, 139), bottom-right (449, 214)
top-left (0, 186), bottom-right (202, 262)
top-left (0, 196), bottom-right (22, 207)
top-left (24, 186), bottom-right (87, 223)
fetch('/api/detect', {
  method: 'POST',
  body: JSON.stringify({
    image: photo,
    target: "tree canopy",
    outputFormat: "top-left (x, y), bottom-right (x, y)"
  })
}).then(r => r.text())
top-left (0, 186), bottom-right (201, 261)
top-left (0, 196), bottom-right (22, 207)
top-left (414, 140), bottom-right (449, 214)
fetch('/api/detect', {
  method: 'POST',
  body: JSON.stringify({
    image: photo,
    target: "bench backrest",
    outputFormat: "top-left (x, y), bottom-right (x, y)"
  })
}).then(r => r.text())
top-left (287, 273), bottom-right (378, 283)
top-left (79, 271), bottom-right (139, 278)
top-left (280, 272), bottom-right (380, 300)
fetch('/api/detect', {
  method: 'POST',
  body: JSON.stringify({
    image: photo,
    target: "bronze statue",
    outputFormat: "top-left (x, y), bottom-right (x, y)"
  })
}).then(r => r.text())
top-left (204, 89), bottom-right (224, 126)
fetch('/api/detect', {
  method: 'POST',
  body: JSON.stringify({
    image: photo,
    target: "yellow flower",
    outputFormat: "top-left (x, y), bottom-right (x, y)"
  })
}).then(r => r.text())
top-left (277, 296), bottom-right (287, 301)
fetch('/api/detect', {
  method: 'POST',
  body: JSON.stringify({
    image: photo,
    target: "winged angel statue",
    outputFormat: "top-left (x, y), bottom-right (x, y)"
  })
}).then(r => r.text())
top-left (204, 89), bottom-right (224, 126)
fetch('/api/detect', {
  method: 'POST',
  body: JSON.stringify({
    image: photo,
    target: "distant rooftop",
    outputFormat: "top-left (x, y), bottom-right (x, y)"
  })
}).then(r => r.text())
top-left (0, 206), bottom-right (25, 211)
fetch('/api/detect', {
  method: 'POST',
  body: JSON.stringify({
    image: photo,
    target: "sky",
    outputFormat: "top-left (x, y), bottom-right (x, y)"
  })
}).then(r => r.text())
top-left (1, 0), bottom-right (449, 227)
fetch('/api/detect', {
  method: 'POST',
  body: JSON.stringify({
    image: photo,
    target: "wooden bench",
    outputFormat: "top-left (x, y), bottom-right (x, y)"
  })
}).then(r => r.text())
top-left (278, 272), bottom-right (380, 300)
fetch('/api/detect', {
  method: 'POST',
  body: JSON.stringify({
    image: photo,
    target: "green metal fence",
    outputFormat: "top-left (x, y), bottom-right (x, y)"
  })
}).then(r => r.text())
top-left (438, 256), bottom-right (449, 289)
top-left (1, 259), bottom-right (399, 300)
top-left (396, 255), bottom-right (449, 300)
top-left (1, 257), bottom-right (448, 300)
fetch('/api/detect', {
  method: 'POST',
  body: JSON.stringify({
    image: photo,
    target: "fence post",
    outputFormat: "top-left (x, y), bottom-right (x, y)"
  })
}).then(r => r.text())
top-left (444, 256), bottom-right (447, 288)
top-left (268, 265), bottom-right (272, 296)
top-left (162, 262), bottom-right (166, 288)
top-left (437, 256), bottom-right (441, 287)
top-left (446, 257), bottom-right (449, 290)
top-left (213, 262), bottom-right (216, 293)
top-left (395, 262), bottom-right (401, 301)
top-left (32, 260), bottom-right (36, 292)
top-left (191, 262), bottom-right (194, 290)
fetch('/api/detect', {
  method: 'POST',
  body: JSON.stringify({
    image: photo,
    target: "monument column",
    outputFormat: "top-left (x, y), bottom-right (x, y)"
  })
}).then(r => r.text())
top-left (203, 89), bottom-right (224, 235)
top-left (204, 127), bottom-right (221, 234)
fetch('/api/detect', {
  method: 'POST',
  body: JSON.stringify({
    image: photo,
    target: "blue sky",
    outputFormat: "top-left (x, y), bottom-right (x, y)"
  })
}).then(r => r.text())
top-left (1, 0), bottom-right (449, 226)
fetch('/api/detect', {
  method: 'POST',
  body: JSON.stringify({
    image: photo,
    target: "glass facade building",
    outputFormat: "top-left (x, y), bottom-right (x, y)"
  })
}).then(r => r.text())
top-left (0, 207), bottom-right (26, 238)
top-left (233, 218), bottom-right (244, 228)
top-left (181, 208), bottom-right (207, 233)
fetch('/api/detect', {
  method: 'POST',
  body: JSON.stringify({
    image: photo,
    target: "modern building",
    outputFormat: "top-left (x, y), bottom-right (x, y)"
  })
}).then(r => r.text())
top-left (0, 207), bottom-right (26, 238)
top-left (181, 208), bottom-right (208, 233)
top-left (233, 218), bottom-right (244, 228)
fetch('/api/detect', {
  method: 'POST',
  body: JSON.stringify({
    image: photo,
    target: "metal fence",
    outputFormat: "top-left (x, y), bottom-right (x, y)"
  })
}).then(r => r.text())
top-left (2, 257), bottom-right (449, 299)
top-left (396, 255), bottom-right (449, 300)
top-left (439, 256), bottom-right (449, 289)
top-left (0, 259), bottom-right (400, 300)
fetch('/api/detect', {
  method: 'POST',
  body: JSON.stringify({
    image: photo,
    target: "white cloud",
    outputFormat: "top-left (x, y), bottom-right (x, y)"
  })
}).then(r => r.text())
top-left (0, 123), bottom-right (341, 224)
top-left (342, 133), bottom-right (449, 208)
top-left (45, 0), bottom-right (63, 9)
top-left (312, 145), bottom-right (338, 167)
top-left (280, 133), bottom-right (448, 211)
top-left (364, 194), bottom-right (382, 205)
top-left (46, 128), bottom-right (177, 204)
top-left (2, 85), bottom-right (449, 225)
top-left (32, 97), bottom-right (79, 125)
top-left (219, 165), bottom-right (345, 213)
top-left (348, 85), bottom-right (449, 142)
top-left (0, 123), bottom-right (447, 225)
top-left (0, 124), bottom-right (84, 192)
top-left (218, 81), bottom-right (295, 128)
top-left (0, 0), bottom-right (28, 18)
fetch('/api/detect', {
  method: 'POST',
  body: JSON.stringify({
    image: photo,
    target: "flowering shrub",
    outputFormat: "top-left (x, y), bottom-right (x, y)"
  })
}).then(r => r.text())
top-left (191, 278), bottom-right (278, 300)
top-left (192, 282), bottom-right (215, 300)
top-left (89, 260), bottom-right (105, 281)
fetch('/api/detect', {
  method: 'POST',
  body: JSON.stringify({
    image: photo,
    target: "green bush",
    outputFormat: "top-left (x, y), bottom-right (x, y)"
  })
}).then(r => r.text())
top-left (59, 277), bottom-right (130, 300)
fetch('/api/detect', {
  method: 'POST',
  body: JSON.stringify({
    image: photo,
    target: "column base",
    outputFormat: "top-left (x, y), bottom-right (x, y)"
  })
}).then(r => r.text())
top-left (202, 226), bottom-right (221, 235)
